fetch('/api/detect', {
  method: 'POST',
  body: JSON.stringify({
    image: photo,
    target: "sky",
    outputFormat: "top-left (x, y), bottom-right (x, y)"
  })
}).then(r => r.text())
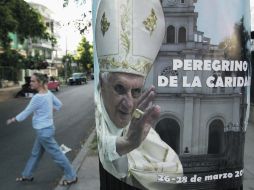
top-left (195, 0), bottom-right (252, 45)
top-left (24, 0), bottom-right (254, 54)
top-left (25, 0), bottom-right (92, 55)
top-left (251, 0), bottom-right (254, 29)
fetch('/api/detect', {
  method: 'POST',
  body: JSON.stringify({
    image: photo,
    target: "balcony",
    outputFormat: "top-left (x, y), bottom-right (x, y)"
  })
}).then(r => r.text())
top-left (31, 39), bottom-right (53, 49)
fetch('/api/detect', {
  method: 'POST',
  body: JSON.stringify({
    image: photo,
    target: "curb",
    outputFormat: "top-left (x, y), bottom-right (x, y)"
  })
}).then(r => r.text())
top-left (54, 128), bottom-right (96, 190)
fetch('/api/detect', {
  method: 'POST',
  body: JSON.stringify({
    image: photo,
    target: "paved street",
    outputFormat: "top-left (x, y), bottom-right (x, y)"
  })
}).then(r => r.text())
top-left (0, 81), bottom-right (95, 190)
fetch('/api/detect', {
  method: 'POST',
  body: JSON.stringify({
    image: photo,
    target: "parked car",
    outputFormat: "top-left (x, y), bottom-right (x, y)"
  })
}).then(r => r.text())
top-left (68, 73), bottom-right (87, 85)
top-left (47, 76), bottom-right (60, 91)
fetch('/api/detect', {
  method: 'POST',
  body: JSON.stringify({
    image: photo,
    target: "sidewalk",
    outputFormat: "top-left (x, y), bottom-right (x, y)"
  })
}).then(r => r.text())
top-left (0, 85), bottom-right (21, 102)
top-left (67, 151), bottom-right (99, 190)
top-left (54, 129), bottom-right (99, 190)
top-left (54, 123), bottom-right (254, 190)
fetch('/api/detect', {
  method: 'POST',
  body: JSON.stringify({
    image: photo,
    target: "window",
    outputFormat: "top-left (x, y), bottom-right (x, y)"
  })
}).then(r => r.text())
top-left (178, 27), bottom-right (186, 43)
top-left (181, 0), bottom-right (185, 3)
top-left (167, 25), bottom-right (175, 43)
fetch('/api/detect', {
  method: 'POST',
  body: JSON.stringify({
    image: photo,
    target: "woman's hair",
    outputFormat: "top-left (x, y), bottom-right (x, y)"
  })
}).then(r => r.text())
top-left (33, 73), bottom-right (48, 85)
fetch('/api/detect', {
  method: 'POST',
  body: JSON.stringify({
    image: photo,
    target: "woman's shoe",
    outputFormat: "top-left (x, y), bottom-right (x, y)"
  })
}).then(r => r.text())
top-left (16, 176), bottom-right (34, 182)
top-left (59, 177), bottom-right (78, 186)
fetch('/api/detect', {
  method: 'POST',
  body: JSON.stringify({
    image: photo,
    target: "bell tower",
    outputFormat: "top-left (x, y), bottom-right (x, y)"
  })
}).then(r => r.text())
top-left (161, 0), bottom-right (198, 44)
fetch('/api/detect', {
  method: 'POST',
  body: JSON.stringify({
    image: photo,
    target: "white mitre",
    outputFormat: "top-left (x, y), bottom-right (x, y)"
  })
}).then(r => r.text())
top-left (95, 0), bottom-right (165, 77)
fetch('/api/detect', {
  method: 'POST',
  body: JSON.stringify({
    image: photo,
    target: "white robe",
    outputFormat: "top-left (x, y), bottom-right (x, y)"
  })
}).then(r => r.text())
top-left (93, 1), bottom-right (183, 189)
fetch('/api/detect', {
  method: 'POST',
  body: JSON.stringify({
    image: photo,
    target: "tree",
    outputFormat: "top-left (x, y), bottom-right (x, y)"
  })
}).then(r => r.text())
top-left (218, 17), bottom-right (251, 80)
top-left (23, 55), bottom-right (48, 70)
top-left (62, 0), bottom-right (91, 34)
top-left (0, 0), bottom-right (51, 51)
top-left (219, 17), bottom-right (251, 126)
top-left (218, 17), bottom-right (250, 62)
top-left (76, 37), bottom-right (93, 73)
top-left (62, 54), bottom-right (74, 78)
top-left (0, 49), bottom-right (24, 69)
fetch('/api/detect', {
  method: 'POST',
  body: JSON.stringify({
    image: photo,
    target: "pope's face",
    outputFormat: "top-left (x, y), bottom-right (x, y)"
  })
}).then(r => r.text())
top-left (101, 72), bottom-right (144, 128)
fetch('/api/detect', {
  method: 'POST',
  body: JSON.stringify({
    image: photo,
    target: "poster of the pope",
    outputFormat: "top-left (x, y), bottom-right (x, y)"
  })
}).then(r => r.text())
top-left (92, 0), bottom-right (251, 190)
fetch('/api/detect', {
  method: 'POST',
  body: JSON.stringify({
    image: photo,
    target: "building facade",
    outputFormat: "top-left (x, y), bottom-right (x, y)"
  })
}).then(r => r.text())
top-left (146, 0), bottom-right (247, 189)
top-left (28, 2), bottom-right (62, 76)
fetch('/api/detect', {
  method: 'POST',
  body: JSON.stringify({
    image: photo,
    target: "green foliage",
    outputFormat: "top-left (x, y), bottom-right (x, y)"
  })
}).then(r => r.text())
top-left (0, 49), bottom-right (24, 69)
top-left (62, 54), bottom-right (74, 77)
top-left (0, 0), bottom-right (51, 50)
top-left (219, 17), bottom-right (250, 61)
top-left (50, 36), bottom-right (57, 48)
top-left (63, 0), bottom-right (86, 8)
top-left (23, 55), bottom-right (48, 70)
top-left (0, 51), bottom-right (49, 70)
top-left (76, 37), bottom-right (93, 72)
top-left (62, 0), bottom-right (91, 34)
top-left (63, 0), bottom-right (69, 7)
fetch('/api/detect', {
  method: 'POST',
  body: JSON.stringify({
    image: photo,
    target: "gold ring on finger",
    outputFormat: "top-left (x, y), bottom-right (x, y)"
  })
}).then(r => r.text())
top-left (132, 109), bottom-right (144, 119)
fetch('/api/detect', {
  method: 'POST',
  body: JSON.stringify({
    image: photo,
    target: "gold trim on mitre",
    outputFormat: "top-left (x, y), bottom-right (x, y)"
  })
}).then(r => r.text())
top-left (120, 0), bottom-right (131, 57)
top-left (101, 12), bottom-right (110, 36)
top-left (143, 8), bottom-right (157, 36)
top-left (99, 57), bottom-right (152, 76)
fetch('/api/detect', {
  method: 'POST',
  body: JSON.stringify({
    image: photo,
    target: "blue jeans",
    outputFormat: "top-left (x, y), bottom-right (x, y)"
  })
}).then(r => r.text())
top-left (22, 126), bottom-right (77, 180)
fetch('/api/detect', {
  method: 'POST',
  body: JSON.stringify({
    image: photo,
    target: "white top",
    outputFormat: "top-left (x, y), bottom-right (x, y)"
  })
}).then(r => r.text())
top-left (16, 91), bottom-right (62, 129)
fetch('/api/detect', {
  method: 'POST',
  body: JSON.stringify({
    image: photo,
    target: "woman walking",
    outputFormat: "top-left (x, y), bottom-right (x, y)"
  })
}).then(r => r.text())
top-left (6, 73), bottom-right (77, 186)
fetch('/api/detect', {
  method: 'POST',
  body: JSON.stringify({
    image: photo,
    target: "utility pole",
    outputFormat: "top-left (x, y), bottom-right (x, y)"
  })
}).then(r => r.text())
top-left (65, 35), bottom-right (68, 84)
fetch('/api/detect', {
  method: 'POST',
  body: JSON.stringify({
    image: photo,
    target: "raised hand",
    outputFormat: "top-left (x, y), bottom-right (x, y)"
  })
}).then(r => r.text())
top-left (116, 86), bottom-right (160, 156)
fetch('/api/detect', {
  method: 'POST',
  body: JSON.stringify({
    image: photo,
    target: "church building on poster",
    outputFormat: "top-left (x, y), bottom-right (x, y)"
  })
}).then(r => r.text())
top-left (146, 0), bottom-right (246, 189)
